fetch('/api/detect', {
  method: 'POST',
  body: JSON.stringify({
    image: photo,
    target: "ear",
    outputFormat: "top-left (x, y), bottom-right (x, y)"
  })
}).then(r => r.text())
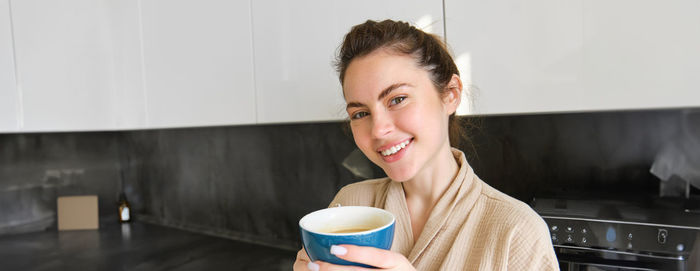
top-left (442, 74), bottom-right (463, 115)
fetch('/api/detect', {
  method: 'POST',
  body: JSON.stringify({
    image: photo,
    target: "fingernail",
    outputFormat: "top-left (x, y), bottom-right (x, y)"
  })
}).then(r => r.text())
top-left (330, 245), bottom-right (347, 256)
top-left (307, 262), bottom-right (319, 271)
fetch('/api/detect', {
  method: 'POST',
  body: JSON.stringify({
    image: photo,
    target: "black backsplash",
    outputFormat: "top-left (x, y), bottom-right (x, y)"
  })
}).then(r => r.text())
top-left (0, 132), bottom-right (123, 235)
top-left (120, 123), bottom-right (363, 250)
top-left (465, 108), bottom-right (694, 201)
top-left (1, 107), bottom-right (698, 250)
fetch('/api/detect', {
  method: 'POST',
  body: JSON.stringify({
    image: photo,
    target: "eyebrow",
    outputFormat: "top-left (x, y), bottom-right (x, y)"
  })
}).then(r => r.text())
top-left (345, 83), bottom-right (410, 110)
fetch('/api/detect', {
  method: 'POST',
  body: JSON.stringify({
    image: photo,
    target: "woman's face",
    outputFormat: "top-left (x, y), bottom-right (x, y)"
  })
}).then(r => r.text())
top-left (343, 49), bottom-right (458, 182)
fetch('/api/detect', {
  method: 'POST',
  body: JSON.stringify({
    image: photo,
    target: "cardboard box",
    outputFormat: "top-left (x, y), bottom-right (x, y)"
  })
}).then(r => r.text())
top-left (57, 195), bottom-right (99, 230)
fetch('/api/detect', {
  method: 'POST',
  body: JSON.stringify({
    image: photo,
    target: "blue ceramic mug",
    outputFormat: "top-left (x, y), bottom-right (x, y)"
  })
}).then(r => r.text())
top-left (299, 206), bottom-right (395, 267)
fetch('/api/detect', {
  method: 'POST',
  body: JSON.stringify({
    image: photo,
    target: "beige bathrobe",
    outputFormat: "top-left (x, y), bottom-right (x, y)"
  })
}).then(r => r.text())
top-left (329, 149), bottom-right (559, 270)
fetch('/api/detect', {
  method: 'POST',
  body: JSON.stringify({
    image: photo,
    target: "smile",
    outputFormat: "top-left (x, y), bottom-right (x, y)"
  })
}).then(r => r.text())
top-left (379, 138), bottom-right (412, 157)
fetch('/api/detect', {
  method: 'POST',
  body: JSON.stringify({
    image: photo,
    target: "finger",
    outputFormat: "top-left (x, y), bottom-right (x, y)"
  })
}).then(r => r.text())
top-left (329, 245), bottom-right (398, 269)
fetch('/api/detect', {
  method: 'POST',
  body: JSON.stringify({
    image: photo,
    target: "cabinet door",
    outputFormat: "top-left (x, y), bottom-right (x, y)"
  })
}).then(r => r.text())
top-left (0, 0), bottom-right (18, 132)
top-left (446, 0), bottom-right (700, 115)
top-left (252, 0), bottom-right (444, 123)
top-left (581, 0), bottom-right (700, 111)
top-left (11, 0), bottom-right (118, 131)
top-left (140, 0), bottom-right (256, 128)
top-left (106, 0), bottom-right (147, 130)
top-left (445, 0), bottom-right (584, 115)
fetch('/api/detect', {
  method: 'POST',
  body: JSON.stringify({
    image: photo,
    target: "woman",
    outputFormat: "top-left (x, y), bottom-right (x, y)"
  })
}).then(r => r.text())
top-left (294, 19), bottom-right (558, 271)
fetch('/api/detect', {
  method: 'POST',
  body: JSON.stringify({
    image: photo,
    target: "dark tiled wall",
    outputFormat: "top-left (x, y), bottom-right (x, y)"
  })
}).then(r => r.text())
top-left (465, 108), bottom-right (699, 201)
top-left (0, 132), bottom-right (123, 235)
top-left (1, 107), bottom-right (698, 250)
top-left (120, 123), bottom-right (366, 250)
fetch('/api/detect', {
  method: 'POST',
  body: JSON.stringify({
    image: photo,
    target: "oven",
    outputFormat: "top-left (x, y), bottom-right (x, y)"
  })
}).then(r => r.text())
top-left (532, 198), bottom-right (700, 271)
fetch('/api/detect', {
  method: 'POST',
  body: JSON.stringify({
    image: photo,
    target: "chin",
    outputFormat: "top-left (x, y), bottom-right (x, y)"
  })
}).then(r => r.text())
top-left (382, 167), bottom-right (414, 183)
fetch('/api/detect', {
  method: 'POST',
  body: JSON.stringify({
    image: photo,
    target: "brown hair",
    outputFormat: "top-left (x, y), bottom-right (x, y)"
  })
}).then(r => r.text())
top-left (335, 19), bottom-right (471, 149)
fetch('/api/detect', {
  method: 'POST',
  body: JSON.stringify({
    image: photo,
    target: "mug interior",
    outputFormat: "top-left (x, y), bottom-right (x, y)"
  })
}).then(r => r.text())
top-left (299, 206), bottom-right (394, 235)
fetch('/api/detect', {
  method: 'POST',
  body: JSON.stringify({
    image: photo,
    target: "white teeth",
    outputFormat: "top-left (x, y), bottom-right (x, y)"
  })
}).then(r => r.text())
top-left (380, 139), bottom-right (411, 156)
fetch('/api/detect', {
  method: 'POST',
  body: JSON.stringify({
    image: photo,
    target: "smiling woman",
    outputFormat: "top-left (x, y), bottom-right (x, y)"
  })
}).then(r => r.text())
top-left (294, 20), bottom-right (559, 271)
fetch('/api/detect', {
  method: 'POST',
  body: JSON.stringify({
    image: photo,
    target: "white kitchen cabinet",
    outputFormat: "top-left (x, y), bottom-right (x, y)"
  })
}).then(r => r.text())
top-left (105, 0), bottom-right (147, 130)
top-left (445, 0), bottom-right (584, 115)
top-left (580, 0), bottom-right (700, 111)
top-left (11, 0), bottom-right (119, 132)
top-left (446, 0), bottom-right (700, 116)
top-left (0, 0), bottom-right (18, 132)
top-left (252, 0), bottom-right (444, 123)
top-left (139, 0), bottom-right (256, 128)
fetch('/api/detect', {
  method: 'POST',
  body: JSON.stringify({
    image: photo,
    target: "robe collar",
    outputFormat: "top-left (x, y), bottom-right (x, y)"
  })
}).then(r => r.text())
top-left (383, 148), bottom-right (480, 263)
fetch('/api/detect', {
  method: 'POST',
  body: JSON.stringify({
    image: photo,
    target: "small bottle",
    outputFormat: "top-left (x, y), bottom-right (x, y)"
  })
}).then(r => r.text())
top-left (118, 193), bottom-right (131, 223)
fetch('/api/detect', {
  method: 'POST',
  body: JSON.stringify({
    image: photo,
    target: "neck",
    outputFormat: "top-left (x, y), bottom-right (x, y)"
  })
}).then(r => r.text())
top-left (402, 144), bottom-right (460, 206)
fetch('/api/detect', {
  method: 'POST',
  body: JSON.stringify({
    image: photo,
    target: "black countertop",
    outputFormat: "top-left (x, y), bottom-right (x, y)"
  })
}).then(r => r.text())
top-left (0, 222), bottom-right (296, 271)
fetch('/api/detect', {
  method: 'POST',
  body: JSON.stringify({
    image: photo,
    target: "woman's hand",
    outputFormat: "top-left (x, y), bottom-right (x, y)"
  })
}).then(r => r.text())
top-left (305, 245), bottom-right (415, 271)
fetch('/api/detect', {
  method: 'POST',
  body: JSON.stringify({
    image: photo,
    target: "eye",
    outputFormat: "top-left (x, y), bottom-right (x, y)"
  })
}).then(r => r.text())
top-left (389, 96), bottom-right (406, 106)
top-left (351, 111), bottom-right (369, 120)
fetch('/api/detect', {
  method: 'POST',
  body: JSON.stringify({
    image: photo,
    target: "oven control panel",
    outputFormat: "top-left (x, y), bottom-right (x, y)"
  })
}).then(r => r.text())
top-left (543, 216), bottom-right (698, 256)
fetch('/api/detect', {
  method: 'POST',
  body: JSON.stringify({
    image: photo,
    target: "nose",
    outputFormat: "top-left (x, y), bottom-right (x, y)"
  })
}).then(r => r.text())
top-left (371, 111), bottom-right (393, 139)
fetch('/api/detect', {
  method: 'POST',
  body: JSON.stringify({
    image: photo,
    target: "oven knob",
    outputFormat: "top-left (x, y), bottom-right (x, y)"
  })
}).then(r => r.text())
top-left (627, 233), bottom-right (633, 240)
top-left (581, 237), bottom-right (587, 244)
top-left (551, 234), bottom-right (558, 243)
top-left (581, 228), bottom-right (587, 234)
top-left (627, 242), bottom-right (633, 249)
top-left (658, 229), bottom-right (668, 244)
top-left (550, 225), bottom-right (558, 232)
top-left (677, 244), bottom-right (684, 251)
top-left (565, 226), bottom-right (574, 233)
top-left (566, 235), bottom-right (573, 243)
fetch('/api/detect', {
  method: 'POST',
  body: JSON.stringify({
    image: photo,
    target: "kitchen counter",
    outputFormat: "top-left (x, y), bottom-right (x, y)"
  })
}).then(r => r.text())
top-left (0, 222), bottom-right (296, 270)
